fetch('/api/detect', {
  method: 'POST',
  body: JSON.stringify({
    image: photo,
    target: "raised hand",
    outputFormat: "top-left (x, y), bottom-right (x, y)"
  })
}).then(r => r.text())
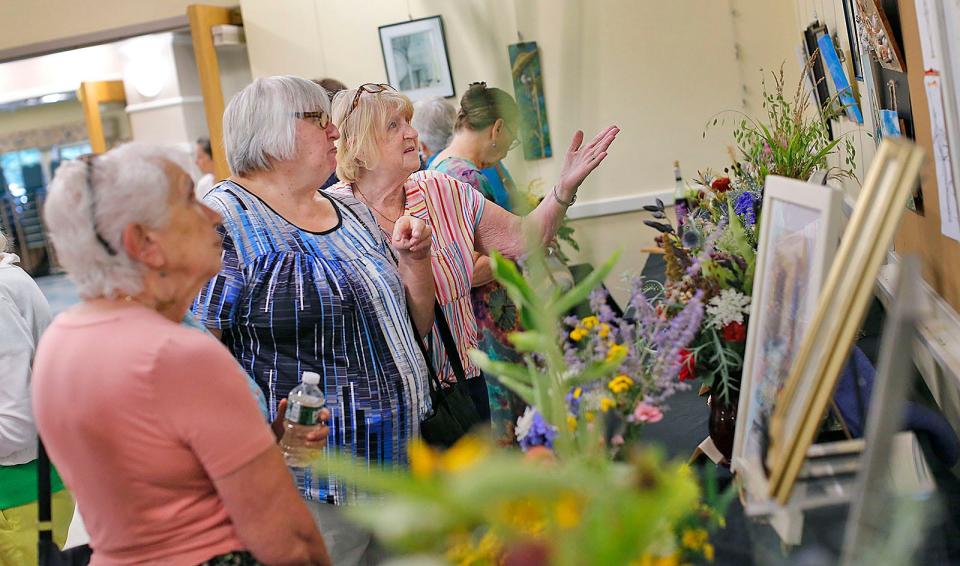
top-left (557, 125), bottom-right (620, 197)
top-left (392, 215), bottom-right (432, 261)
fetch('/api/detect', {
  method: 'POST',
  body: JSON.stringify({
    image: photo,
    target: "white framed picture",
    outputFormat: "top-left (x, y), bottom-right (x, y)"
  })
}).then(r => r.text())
top-left (378, 15), bottom-right (455, 102)
top-left (732, 176), bottom-right (843, 495)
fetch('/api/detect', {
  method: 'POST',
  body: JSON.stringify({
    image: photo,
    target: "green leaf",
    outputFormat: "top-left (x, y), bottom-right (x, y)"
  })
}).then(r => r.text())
top-left (468, 350), bottom-right (535, 387)
top-left (506, 330), bottom-right (548, 352)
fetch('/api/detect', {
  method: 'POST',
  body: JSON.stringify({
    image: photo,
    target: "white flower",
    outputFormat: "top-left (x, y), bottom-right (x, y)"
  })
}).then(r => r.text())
top-left (515, 406), bottom-right (537, 442)
top-left (706, 289), bottom-right (751, 328)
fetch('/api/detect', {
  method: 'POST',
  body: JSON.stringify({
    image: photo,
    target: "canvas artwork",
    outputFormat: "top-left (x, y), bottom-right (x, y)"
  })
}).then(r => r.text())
top-left (854, 0), bottom-right (905, 72)
top-left (379, 16), bottom-right (455, 102)
top-left (508, 41), bottom-right (552, 160)
top-left (817, 33), bottom-right (863, 124)
top-left (842, 0), bottom-right (864, 81)
top-left (741, 203), bottom-right (818, 466)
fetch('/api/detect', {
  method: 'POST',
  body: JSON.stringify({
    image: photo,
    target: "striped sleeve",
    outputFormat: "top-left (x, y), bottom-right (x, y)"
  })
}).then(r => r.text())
top-left (193, 224), bottom-right (244, 331)
top-left (454, 178), bottom-right (487, 232)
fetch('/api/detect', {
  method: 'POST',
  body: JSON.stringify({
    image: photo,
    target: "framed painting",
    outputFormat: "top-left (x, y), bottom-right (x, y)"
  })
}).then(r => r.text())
top-left (766, 138), bottom-right (925, 505)
top-left (842, 0), bottom-right (864, 81)
top-left (854, 0), bottom-right (905, 72)
top-left (732, 177), bottom-right (842, 496)
top-left (508, 41), bottom-right (552, 160)
top-left (379, 16), bottom-right (455, 102)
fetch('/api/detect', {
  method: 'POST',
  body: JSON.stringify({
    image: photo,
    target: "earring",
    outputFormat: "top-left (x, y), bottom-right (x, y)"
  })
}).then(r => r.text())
top-left (492, 142), bottom-right (497, 149)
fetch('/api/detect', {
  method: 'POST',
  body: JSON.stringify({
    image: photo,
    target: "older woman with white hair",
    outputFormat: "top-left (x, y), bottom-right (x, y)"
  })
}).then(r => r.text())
top-left (0, 228), bottom-right (74, 564)
top-left (33, 143), bottom-right (331, 565)
top-left (193, 75), bottom-right (434, 565)
top-left (411, 96), bottom-right (456, 167)
top-left (327, 83), bottom-right (618, 428)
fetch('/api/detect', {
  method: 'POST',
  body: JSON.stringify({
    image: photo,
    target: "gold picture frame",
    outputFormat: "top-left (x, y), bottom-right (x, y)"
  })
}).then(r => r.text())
top-left (766, 138), bottom-right (925, 504)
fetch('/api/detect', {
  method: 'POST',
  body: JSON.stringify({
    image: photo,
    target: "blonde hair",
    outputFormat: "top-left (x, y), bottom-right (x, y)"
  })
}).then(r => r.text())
top-left (332, 87), bottom-right (414, 182)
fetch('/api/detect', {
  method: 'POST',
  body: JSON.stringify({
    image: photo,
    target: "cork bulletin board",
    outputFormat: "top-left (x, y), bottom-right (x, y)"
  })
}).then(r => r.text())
top-left (891, 0), bottom-right (960, 313)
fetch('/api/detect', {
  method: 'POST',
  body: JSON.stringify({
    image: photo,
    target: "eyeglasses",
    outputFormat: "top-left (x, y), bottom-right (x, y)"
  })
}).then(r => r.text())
top-left (345, 83), bottom-right (396, 121)
top-left (78, 154), bottom-right (118, 256)
top-left (293, 110), bottom-right (331, 129)
top-left (503, 122), bottom-right (521, 151)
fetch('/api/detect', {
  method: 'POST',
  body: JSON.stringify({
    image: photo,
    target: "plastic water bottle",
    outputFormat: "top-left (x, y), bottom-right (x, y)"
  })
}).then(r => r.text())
top-left (279, 372), bottom-right (326, 468)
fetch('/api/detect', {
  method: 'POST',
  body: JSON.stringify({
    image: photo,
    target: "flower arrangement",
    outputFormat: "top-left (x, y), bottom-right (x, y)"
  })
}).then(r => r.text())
top-left (323, 246), bottom-right (730, 565)
top-left (537, 280), bottom-right (704, 450)
top-left (707, 60), bottom-right (858, 188)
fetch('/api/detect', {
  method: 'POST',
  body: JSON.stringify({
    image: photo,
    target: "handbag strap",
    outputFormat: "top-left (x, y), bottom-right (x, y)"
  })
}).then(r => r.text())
top-left (36, 437), bottom-right (54, 541)
top-left (433, 302), bottom-right (468, 384)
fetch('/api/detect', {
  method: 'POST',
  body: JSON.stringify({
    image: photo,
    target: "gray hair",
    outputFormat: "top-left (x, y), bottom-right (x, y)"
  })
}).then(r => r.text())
top-left (412, 97), bottom-right (456, 155)
top-left (223, 75), bottom-right (331, 176)
top-left (44, 143), bottom-right (196, 299)
top-left (0, 227), bottom-right (7, 253)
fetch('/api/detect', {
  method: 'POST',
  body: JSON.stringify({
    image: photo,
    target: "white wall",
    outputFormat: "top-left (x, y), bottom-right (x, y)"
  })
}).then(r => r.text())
top-left (0, 43), bottom-right (124, 104)
top-left (0, 0), bottom-right (236, 54)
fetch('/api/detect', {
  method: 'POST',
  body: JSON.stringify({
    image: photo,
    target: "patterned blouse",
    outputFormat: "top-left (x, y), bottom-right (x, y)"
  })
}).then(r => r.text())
top-left (327, 171), bottom-right (486, 383)
top-left (193, 181), bottom-right (429, 505)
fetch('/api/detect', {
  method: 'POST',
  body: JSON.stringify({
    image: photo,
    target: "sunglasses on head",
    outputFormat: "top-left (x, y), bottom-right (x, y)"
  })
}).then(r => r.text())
top-left (345, 83), bottom-right (396, 120)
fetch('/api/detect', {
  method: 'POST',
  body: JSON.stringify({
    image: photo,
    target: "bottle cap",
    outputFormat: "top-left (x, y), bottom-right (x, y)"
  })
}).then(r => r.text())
top-left (302, 371), bottom-right (320, 385)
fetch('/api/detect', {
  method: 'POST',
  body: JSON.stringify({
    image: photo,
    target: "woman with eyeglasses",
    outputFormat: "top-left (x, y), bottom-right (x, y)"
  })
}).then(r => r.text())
top-left (327, 82), bottom-right (619, 436)
top-left (33, 143), bottom-right (331, 565)
top-left (192, 76), bottom-right (434, 566)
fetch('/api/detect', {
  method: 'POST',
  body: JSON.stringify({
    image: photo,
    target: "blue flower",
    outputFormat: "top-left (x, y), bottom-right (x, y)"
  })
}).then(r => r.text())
top-left (516, 407), bottom-right (558, 451)
top-left (734, 192), bottom-right (757, 225)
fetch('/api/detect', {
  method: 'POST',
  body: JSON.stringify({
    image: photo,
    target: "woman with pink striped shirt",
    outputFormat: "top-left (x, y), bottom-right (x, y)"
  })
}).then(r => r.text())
top-left (327, 83), bottom-right (618, 429)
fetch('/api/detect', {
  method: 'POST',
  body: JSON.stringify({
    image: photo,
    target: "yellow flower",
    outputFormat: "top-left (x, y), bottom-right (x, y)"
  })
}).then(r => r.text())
top-left (441, 435), bottom-right (488, 473)
top-left (606, 343), bottom-right (628, 362)
top-left (600, 397), bottom-right (617, 413)
top-left (409, 441), bottom-right (438, 478)
top-left (608, 375), bottom-right (634, 394)
top-left (569, 327), bottom-right (587, 341)
top-left (635, 554), bottom-right (681, 566)
top-left (598, 323), bottom-right (611, 338)
top-left (572, 387), bottom-right (583, 399)
top-left (585, 411), bottom-right (596, 423)
top-left (681, 528), bottom-right (709, 551)
top-left (704, 543), bottom-right (715, 562)
top-left (554, 492), bottom-right (582, 529)
top-left (500, 498), bottom-right (546, 536)
top-left (581, 315), bottom-right (599, 329)
top-left (566, 414), bottom-right (578, 431)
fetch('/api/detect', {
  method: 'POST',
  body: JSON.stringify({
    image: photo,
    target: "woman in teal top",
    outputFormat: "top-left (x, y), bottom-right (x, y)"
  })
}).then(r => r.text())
top-left (0, 232), bottom-right (72, 564)
top-left (428, 83), bottom-right (528, 447)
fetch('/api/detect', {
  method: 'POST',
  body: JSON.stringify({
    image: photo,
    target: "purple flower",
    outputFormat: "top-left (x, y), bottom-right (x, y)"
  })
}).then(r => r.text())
top-left (565, 388), bottom-right (582, 415)
top-left (516, 408), bottom-right (557, 451)
top-left (734, 191), bottom-right (757, 225)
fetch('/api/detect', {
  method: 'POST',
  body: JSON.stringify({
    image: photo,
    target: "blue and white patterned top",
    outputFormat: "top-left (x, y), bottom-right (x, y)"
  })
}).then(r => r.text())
top-left (193, 180), bottom-right (429, 504)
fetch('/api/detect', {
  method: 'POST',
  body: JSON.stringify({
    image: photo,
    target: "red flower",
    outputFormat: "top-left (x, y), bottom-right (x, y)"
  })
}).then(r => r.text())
top-left (722, 321), bottom-right (747, 342)
top-left (711, 177), bottom-right (732, 193)
top-left (678, 348), bottom-right (696, 381)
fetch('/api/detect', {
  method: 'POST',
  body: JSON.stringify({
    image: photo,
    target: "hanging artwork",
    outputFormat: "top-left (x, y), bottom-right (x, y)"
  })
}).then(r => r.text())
top-left (508, 41), bottom-right (552, 160)
top-left (841, 0), bottom-right (864, 81)
top-left (378, 16), bottom-right (455, 102)
top-left (817, 33), bottom-right (864, 124)
top-left (855, 0), bottom-right (906, 72)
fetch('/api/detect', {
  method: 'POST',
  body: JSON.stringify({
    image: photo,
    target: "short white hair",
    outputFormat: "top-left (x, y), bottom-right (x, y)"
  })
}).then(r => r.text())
top-left (412, 97), bottom-right (456, 155)
top-left (223, 75), bottom-right (331, 176)
top-left (0, 227), bottom-right (7, 253)
top-left (44, 143), bottom-right (196, 299)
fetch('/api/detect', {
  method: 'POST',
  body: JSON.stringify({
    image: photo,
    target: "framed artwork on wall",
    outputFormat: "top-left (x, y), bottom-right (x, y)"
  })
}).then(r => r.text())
top-left (732, 176), bottom-right (842, 497)
top-left (855, 0), bottom-right (906, 72)
top-left (841, 0), bottom-right (864, 81)
top-left (765, 138), bottom-right (925, 505)
top-left (378, 16), bottom-right (455, 102)
top-left (508, 41), bottom-right (552, 160)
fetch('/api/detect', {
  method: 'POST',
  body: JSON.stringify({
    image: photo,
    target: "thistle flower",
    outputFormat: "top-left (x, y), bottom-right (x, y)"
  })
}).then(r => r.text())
top-left (734, 191), bottom-right (757, 225)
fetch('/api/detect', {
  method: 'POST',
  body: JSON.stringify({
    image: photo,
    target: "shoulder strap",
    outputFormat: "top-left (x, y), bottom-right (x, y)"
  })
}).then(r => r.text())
top-left (37, 437), bottom-right (54, 542)
top-left (434, 302), bottom-right (468, 383)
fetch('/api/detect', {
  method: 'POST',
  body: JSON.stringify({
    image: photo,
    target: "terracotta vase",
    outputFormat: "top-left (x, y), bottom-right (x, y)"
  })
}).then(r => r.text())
top-left (708, 392), bottom-right (738, 466)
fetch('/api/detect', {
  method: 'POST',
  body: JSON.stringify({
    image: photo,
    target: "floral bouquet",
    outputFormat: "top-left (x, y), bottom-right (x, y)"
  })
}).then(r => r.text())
top-left (323, 247), bottom-right (730, 565)
top-left (517, 279), bottom-right (705, 452)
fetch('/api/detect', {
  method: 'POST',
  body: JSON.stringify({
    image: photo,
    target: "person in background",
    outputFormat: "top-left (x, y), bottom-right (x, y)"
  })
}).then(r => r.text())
top-left (314, 78), bottom-right (349, 189)
top-left (194, 76), bottom-right (434, 566)
top-left (411, 96), bottom-right (456, 169)
top-left (427, 82), bottom-right (532, 443)
top-left (35, 143), bottom-right (331, 566)
top-left (328, 83), bottom-right (618, 433)
top-left (0, 228), bottom-right (73, 565)
top-left (195, 136), bottom-right (216, 199)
